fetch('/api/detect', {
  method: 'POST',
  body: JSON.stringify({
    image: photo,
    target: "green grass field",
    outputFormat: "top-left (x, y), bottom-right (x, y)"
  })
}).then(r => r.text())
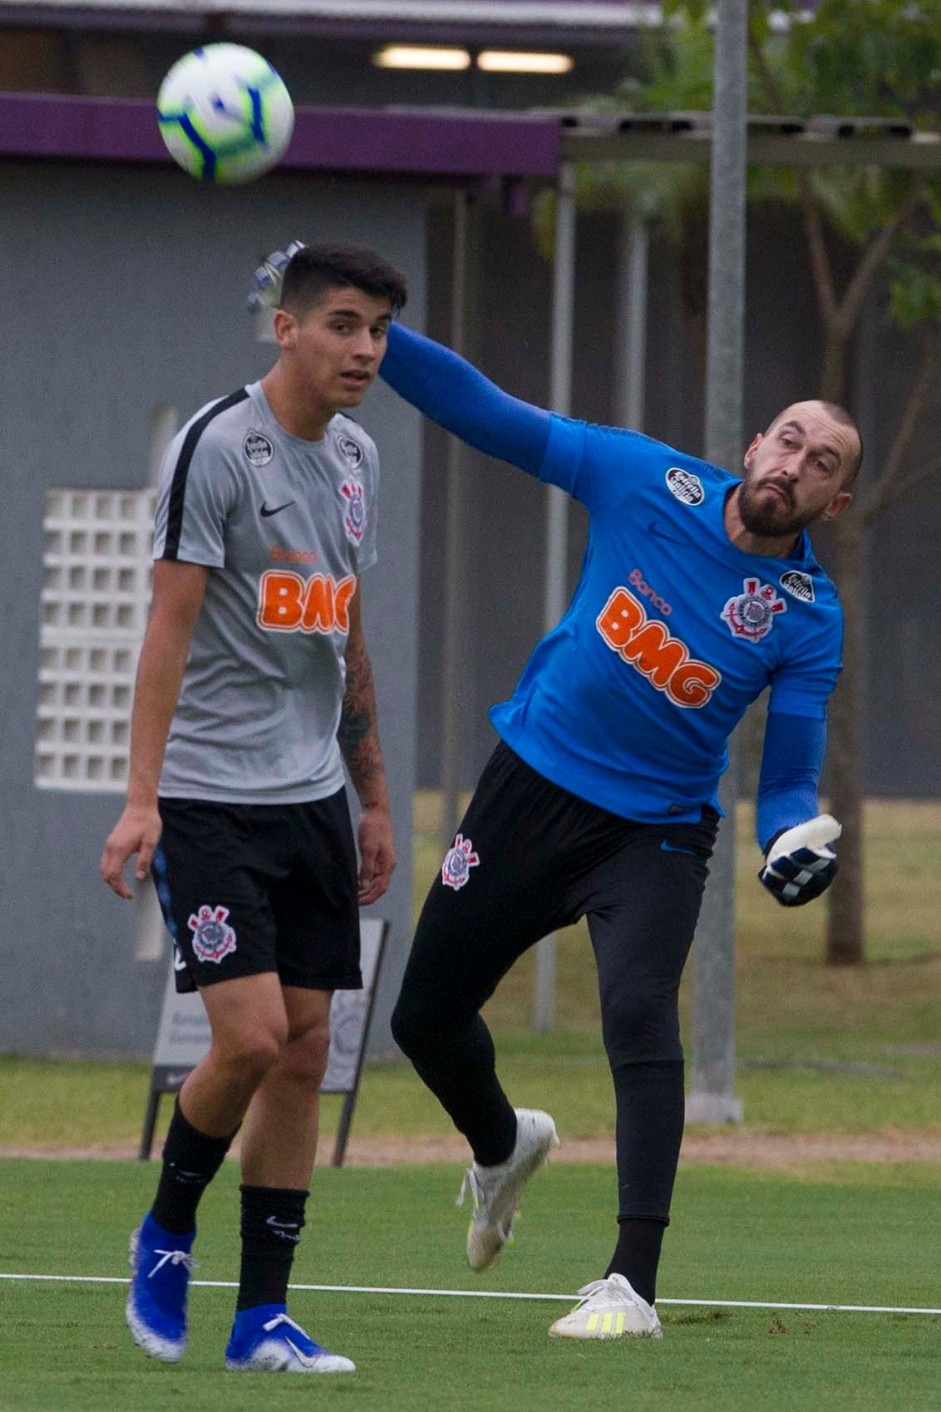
top-left (2, 1159), bottom-right (940, 1412)
top-left (3, 800), bottom-right (939, 1151)
top-left (1, 800), bottom-right (939, 1409)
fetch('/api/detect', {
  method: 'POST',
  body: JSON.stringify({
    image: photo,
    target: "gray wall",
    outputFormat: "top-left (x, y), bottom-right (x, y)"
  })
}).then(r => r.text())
top-left (0, 160), bottom-right (425, 1057)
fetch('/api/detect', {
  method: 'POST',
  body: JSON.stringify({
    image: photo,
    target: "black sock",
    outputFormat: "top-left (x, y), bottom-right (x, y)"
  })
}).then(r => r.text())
top-left (606, 1218), bottom-right (666, 1306)
top-left (151, 1098), bottom-right (238, 1236)
top-left (237, 1185), bottom-right (309, 1311)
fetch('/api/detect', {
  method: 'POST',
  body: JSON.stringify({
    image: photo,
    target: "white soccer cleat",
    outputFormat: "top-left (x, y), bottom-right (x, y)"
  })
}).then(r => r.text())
top-left (548, 1274), bottom-right (663, 1340)
top-left (457, 1108), bottom-right (559, 1271)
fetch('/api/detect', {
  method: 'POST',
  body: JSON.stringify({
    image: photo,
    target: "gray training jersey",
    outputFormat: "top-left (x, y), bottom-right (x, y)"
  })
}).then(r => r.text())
top-left (152, 381), bottom-right (379, 803)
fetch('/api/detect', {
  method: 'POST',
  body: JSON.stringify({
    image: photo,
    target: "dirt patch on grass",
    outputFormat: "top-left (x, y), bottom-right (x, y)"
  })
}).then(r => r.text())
top-left (3, 1128), bottom-right (941, 1167)
top-left (334, 1129), bottom-right (941, 1168)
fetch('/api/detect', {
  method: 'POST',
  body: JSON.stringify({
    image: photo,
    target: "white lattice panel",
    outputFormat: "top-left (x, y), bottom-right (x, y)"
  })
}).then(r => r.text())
top-left (36, 489), bottom-right (155, 791)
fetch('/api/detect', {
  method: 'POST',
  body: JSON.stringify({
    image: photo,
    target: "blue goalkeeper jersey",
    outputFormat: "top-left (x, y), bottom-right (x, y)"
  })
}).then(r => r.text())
top-left (490, 417), bottom-right (843, 823)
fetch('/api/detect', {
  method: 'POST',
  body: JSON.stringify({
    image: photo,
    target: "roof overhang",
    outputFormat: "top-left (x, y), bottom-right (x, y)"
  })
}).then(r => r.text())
top-left (0, 0), bottom-right (661, 43)
top-left (557, 110), bottom-right (941, 170)
top-left (4, 95), bottom-right (939, 184)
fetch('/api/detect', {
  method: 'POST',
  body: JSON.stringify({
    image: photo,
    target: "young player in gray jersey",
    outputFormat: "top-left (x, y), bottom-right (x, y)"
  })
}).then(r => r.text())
top-left (100, 243), bottom-right (408, 1375)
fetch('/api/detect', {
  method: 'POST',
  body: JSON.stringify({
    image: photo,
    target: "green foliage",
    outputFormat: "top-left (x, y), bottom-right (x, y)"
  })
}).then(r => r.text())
top-left (889, 230), bottom-right (941, 328)
top-left (783, 0), bottom-right (941, 120)
top-left (571, 2), bottom-right (941, 335)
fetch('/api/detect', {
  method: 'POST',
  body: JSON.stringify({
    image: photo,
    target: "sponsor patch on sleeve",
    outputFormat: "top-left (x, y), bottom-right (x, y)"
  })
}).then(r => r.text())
top-left (665, 466), bottom-right (705, 505)
top-left (779, 570), bottom-right (815, 602)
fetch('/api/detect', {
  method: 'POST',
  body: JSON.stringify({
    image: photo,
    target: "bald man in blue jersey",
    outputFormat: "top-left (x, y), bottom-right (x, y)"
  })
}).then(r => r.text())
top-left (378, 321), bottom-right (860, 1341)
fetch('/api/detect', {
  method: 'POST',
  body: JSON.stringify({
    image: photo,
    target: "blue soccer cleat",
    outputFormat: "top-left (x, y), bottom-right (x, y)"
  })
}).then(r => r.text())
top-left (126, 1212), bottom-right (197, 1362)
top-left (225, 1304), bottom-right (355, 1373)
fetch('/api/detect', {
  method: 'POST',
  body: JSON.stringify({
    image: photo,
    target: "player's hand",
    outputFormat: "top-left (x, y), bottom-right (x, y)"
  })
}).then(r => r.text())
top-left (246, 239), bottom-right (306, 315)
top-left (758, 813), bottom-right (841, 907)
top-left (356, 802), bottom-right (396, 907)
top-left (100, 804), bottom-right (163, 900)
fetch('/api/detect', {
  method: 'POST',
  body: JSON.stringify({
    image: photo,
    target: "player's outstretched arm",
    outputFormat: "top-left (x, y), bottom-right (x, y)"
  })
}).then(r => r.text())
top-left (380, 322), bottom-right (552, 475)
top-left (754, 712), bottom-right (840, 907)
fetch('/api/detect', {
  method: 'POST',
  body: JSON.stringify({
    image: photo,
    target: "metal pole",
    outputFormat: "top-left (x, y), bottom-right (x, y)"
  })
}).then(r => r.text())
top-left (532, 160), bottom-right (577, 1033)
top-left (439, 191), bottom-right (476, 855)
top-left (687, 0), bottom-right (748, 1124)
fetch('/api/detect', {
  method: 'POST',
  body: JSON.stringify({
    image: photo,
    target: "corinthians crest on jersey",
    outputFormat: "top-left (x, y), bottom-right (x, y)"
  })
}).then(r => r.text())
top-left (340, 476), bottom-right (367, 545)
top-left (721, 577), bottom-right (787, 643)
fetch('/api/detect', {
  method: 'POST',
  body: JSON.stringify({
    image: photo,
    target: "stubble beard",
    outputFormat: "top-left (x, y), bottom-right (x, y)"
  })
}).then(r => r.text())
top-left (737, 479), bottom-right (816, 539)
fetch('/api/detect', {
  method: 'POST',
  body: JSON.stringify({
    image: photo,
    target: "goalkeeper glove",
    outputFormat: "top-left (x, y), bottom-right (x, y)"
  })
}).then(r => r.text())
top-left (759, 813), bottom-right (841, 908)
top-left (247, 240), bottom-right (307, 339)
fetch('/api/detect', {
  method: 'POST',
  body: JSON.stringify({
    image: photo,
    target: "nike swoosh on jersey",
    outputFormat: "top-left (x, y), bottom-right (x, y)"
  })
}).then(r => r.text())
top-left (260, 500), bottom-right (296, 518)
top-left (646, 519), bottom-right (687, 546)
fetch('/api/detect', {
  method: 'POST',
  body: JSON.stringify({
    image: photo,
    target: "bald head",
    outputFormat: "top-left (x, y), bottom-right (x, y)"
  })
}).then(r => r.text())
top-left (765, 400), bottom-right (863, 487)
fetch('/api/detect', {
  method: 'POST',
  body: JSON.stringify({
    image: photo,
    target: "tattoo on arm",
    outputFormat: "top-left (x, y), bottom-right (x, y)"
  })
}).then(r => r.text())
top-left (338, 638), bottom-right (386, 801)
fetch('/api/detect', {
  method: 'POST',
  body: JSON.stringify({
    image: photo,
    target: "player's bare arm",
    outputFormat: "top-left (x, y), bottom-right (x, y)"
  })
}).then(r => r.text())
top-left (100, 560), bottom-right (208, 899)
top-left (338, 583), bottom-right (395, 906)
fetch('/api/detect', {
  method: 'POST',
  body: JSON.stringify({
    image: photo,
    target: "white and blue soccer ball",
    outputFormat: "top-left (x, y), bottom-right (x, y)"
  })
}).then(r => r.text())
top-left (157, 44), bottom-right (295, 184)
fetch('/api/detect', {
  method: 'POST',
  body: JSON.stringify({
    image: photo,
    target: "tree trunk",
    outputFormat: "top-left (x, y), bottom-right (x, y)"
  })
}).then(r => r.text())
top-left (824, 512), bottom-right (866, 965)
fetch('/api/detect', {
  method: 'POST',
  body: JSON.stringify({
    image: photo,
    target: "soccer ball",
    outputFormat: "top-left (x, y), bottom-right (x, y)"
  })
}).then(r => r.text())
top-left (157, 44), bottom-right (294, 184)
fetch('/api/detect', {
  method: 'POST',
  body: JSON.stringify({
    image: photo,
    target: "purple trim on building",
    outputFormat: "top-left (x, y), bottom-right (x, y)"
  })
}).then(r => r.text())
top-left (0, 92), bottom-right (561, 178)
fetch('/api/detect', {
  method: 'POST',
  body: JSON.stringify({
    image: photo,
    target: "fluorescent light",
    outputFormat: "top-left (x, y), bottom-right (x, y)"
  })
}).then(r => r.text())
top-left (477, 51), bottom-right (574, 74)
top-left (373, 46), bottom-right (471, 71)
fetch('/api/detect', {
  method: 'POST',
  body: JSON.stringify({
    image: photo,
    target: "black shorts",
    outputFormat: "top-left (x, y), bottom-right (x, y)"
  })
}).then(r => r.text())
top-left (152, 792), bottom-right (362, 995)
top-left (403, 741), bottom-right (719, 1064)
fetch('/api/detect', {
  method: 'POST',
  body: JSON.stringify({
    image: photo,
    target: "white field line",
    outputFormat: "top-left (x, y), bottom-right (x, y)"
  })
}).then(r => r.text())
top-left (1, 1271), bottom-right (940, 1317)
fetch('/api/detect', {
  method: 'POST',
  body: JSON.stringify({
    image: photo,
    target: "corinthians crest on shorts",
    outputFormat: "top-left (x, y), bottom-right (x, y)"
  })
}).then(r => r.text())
top-left (441, 833), bottom-right (480, 891)
top-left (188, 903), bottom-right (237, 964)
top-left (721, 577), bottom-right (787, 643)
top-left (340, 476), bottom-right (367, 545)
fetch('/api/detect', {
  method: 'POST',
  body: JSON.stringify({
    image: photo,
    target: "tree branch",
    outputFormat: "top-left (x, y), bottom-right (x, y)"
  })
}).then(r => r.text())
top-left (837, 175), bottom-right (925, 336)
top-left (860, 329), bottom-right (941, 526)
top-left (863, 450), bottom-right (941, 526)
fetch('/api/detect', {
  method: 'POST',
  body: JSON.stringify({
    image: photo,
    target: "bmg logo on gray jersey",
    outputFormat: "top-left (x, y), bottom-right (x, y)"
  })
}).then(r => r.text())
top-left (244, 430), bottom-right (274, 467)
top-left (665, 467), bottom-right (705, 505)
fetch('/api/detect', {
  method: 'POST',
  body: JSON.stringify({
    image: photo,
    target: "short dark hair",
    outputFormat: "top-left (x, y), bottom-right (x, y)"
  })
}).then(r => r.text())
top-left (279, 242), bottom-right (408, 317)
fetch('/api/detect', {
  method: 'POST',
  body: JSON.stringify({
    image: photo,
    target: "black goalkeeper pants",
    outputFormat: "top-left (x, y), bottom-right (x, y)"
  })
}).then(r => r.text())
top-left (391, 741), bottom-right (718, 1224)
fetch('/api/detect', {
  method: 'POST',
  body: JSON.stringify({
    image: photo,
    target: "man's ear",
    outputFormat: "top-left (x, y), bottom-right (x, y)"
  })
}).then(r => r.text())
top-left (821, 490), bottom-right (852, 522)
top-left (742, 432), bottom-right (763, 471)
top-left (272, 309), bottom-right (297, 350)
